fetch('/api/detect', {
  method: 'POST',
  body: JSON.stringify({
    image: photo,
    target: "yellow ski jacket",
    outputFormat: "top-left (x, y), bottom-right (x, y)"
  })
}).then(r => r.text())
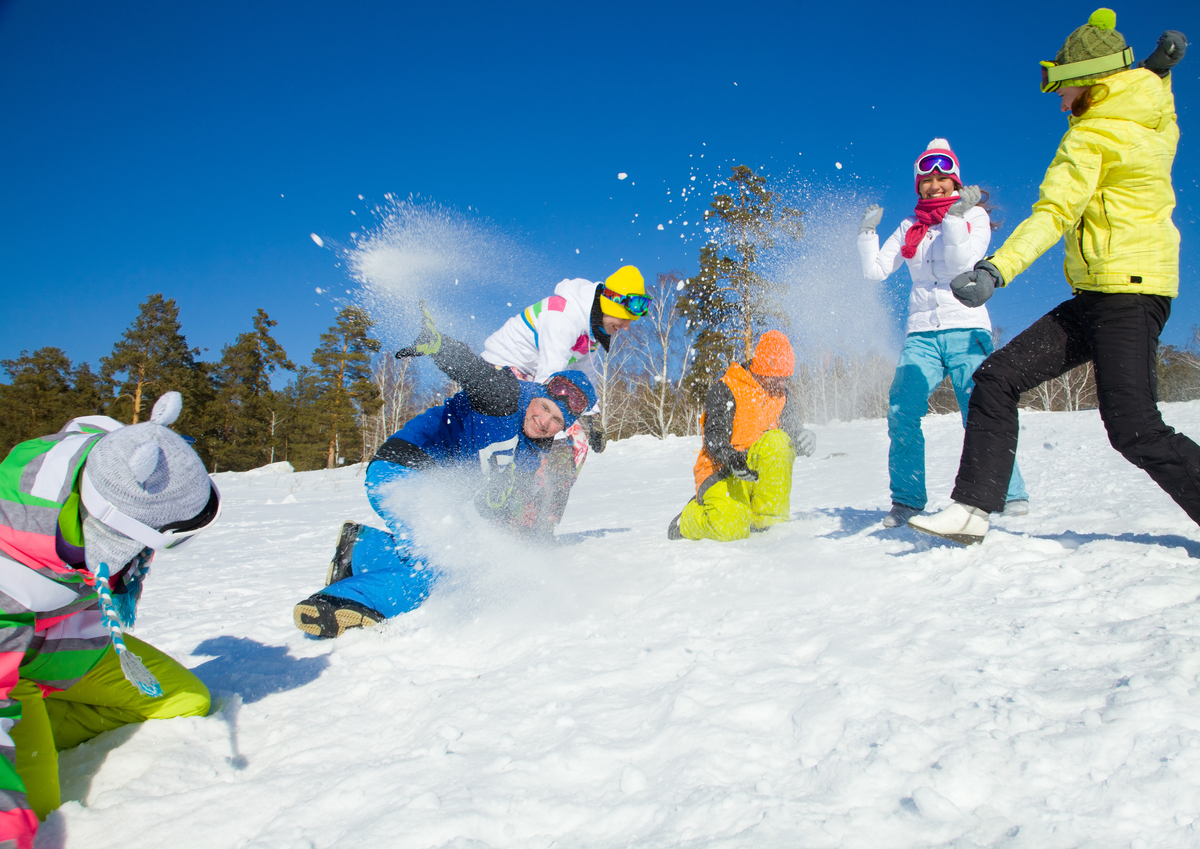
top-left (990, 68), bottom-right (1180, 296)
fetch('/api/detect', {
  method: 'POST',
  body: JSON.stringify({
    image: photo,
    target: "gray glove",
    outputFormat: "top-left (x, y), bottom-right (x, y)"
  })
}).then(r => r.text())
top-left (859, 204), bottom-right (883, 235)
top-left (950, 259), bottom-right (1003, 308)
top-left (946, 185), bottom-right (982, 217)
top-left (1140, 31), bottom-right (1187, 77)
top-left (795, 428), bottom-right (816, 457)
top-left (727, 453), bottom-right (758, 482)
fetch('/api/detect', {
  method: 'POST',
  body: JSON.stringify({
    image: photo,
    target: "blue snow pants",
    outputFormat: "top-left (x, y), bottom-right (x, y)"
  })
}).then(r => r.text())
top-left (320, 463), bottom-right (440, 619)
top-left (888, 329), bottom-right (1028, 510)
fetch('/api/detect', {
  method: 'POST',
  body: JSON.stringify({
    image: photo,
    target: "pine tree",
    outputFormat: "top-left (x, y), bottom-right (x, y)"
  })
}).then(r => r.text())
top-left (679, 165), bottom-right (803, 403)
top-left (208, 309), bottom-right (295, 471)
top-left (277, 366), bottom-right (326, 471)
top-left (0, 348), bottom-right (77, 454)
top-left (100, 295), bottom-right (214, 452)
top-left (310, 307), bottom-right (382, 468)
top-left (71, 362), bottom-right (106, 417)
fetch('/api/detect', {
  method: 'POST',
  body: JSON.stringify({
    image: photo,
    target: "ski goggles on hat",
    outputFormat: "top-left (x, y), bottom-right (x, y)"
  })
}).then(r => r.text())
top-left (601, 287), bottom-right (651, 317)
top-left (915, 153), bottom-right (960, 178)
top-left (81, 471), bottom-right (222, 551)
top-left (1039, 47), bottom-right (1133, 92)
top-left (545, 375), bottom-right (590, 417)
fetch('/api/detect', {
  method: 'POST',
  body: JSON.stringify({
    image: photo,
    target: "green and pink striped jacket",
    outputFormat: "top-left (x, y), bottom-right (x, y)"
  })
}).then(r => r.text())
top-left (0, 416), bottom-right (127, 844)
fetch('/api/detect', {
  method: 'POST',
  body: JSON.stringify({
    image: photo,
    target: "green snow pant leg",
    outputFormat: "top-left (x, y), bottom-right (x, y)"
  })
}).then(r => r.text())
top-left (680, 430), bottom-right (795, 541)
top-left (747, 429), bottom-right (795, 530)
top-left (45, 635), bottom-right (211, 750)
top-left (9, 679), bottom-right (56, 821)
top-left (12, 636), bottom-right (210, 820)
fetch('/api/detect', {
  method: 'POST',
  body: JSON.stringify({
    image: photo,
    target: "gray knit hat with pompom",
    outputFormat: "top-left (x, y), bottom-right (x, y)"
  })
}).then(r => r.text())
top-left (82, 391), bottom-right (213, 574)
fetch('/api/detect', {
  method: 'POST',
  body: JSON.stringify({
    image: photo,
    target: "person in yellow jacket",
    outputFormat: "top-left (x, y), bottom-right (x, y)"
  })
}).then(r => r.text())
top-left (668, 331), bottom-right (816, 541)
top-left (910, 10), bottom-right (1192, 545)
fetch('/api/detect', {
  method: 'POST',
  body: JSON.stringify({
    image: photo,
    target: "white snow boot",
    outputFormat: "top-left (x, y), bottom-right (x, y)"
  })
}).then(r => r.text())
top-left (907, 502), bottom-right (990, 545)
top-left (1002, 499), bottom-right (1029, 517)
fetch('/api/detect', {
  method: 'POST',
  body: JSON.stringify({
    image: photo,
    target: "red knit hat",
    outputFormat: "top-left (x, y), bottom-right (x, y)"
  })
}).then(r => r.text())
top-left (750, 330), bottom-right (795, 377)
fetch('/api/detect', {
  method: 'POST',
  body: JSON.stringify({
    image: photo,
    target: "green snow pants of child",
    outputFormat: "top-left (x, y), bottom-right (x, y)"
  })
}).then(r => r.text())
top-left (681, 429), bottom-right (795, 542)
top-left (11, 634), bottom-right (210, 819)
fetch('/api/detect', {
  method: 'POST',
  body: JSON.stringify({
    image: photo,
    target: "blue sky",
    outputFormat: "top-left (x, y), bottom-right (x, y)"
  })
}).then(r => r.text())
top-left (1, 0), bottom-right (1197, 375)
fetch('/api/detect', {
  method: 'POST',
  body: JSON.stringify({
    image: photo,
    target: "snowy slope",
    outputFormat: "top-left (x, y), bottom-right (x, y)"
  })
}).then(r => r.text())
top-left (40, 404), bottom-right (1200, 849)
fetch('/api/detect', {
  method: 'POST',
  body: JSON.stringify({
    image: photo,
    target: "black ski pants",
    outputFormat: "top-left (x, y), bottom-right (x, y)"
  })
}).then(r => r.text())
top-left (952, 291), bottom-right (1200, 522)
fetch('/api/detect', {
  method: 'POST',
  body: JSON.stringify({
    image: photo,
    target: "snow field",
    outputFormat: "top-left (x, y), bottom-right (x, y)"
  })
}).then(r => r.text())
top-left (41, 403), bottom-right (1200, 849)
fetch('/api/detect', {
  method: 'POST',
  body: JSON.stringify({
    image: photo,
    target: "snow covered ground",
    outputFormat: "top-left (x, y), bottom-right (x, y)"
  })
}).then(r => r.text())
top-left (39, 403), bottom-right (1200, 849)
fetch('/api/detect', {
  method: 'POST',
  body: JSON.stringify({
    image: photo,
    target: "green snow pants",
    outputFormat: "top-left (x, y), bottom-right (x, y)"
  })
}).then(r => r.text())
top-left (11, 634), bottom-right (210, 819)
top-left (680, 429), bottom-right (795, 541)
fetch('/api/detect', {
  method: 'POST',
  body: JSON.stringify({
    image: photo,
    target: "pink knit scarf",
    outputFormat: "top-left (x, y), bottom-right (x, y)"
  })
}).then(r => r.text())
top-left (901, 196), bottom-right (956, 259)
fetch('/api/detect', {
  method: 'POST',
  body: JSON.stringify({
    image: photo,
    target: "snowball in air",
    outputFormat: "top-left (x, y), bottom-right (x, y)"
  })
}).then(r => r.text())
top-left (315, 287), bottom-right (323, 294)
top-left (835, 162), bottom-right (843, 170)
top-left (310, 233), bottom-right (324, 247)
top-left (657, 224), bottom-right (664, 230)
top-left (618, 173), bottom-right (628, 180)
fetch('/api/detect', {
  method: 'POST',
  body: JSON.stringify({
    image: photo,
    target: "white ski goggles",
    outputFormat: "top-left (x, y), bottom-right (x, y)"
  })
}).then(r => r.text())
top-left (80, 470), bottom-right (222, 551)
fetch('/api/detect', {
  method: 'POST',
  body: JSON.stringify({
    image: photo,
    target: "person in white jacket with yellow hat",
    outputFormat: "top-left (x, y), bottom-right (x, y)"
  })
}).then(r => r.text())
top-left (481, 265), bottom-right (649, 527)
top-left (859, 139), bottom-right (1028, 528)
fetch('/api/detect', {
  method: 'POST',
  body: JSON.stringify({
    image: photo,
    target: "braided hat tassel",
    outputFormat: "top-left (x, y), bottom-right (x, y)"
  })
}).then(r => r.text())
top-left (95, 562), bottom-right (163, 698)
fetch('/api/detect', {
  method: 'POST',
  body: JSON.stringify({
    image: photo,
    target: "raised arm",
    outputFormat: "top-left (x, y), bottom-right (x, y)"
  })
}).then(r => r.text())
top-left (941, 203), bottom-right (992, 275)
top-left (988, 128), bottom-right (1104, 286)
top-left (703, 380), bottom-right (741, 472)
top-left (858, 220), bottom-right (907, 282)
top-left (397, 303), bottom-right (521, 416)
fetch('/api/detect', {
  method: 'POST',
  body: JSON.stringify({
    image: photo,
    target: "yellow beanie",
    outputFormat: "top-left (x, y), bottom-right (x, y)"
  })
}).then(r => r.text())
top-left (601, 265), bottom-right (646, 320)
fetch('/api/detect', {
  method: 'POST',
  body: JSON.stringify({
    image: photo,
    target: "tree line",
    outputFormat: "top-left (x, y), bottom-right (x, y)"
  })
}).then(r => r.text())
top-left (0, 295), bottom-right (400, 472)
top-left (6, 165), bottom-right (1200, 470)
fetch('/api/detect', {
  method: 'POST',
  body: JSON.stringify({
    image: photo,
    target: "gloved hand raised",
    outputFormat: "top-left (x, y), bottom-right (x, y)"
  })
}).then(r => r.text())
top-left (859, 204), bottom-right (883, 235)
top-left (1140, 30), bottom-right (1187, 77)
top-left (582, 415), bottom-right (606, 454)
top-left (950, 259), bottom-right (1003, 308)
top-left (946, 185), bottom-right (982, 217)
top-left (727, 452), bottom-right (758, 482)
top-left (396, 300), bottom-right (442, 358)
top-left (795, 428), bottom-right (816, 457)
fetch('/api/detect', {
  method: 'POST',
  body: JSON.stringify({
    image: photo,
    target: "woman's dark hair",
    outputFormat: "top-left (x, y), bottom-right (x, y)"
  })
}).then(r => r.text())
top-left (1072, 82), bottom-right (1110, 117)
top-left (978, 189), bottom-right (1002, 231)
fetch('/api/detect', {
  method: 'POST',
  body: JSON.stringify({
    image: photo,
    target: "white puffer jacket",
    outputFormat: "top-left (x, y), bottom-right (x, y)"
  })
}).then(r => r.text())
top-left (858, 204), bottom-right (993, 335)
top-left (481, 277), bottom-right (601, 384)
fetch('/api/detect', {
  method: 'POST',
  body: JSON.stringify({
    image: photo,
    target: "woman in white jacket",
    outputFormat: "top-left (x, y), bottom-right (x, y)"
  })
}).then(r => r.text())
top-left (859, 139), bottom-right (1028, 528)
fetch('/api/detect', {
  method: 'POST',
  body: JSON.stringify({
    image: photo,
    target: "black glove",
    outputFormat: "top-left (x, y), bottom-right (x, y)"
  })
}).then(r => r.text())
top-left (1140, 31), bottom-right (1187, 77)
top-left (395, 300), bottom-right (442, 358)
top-left (727, 452), bottom-right (758, 482)
top-left (582, 416), bottom-right (606, 453)
top-left (950, 259), bottom-right (1003, 308)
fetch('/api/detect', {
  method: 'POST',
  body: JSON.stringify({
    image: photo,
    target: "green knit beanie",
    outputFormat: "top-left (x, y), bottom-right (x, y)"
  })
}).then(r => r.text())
top-left (1054, 8), bottom-right (1130, 86)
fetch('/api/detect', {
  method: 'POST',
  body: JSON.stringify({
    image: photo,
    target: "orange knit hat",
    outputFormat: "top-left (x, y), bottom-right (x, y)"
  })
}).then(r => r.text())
top-left (750, 330), bottom-right (795, 377)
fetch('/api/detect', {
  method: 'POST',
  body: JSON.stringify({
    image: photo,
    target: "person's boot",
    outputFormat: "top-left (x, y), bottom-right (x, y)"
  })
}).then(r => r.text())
top-left (907, 502), bottom-right (990, 545)
top-left (325, 522), bottom-right (362, 586)
top-left (667, 511), bottom-right (684, 540)
top-left (1002, 499), bottom-right (1030, 517)
top-left (881, 503), bottom-right (921, 528)
top-left (293, 593), bottom-right (383, 639)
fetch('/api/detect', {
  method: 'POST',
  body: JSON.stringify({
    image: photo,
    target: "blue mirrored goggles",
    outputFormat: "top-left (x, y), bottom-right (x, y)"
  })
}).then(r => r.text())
top-left (916, 153), bottom-right (959, 178)
top-left (601, 287), bottom-right (651, 317)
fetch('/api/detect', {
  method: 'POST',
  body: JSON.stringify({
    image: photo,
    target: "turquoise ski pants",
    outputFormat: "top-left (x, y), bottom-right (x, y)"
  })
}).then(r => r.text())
top-left (889, 329), bottom-right (1028, 510)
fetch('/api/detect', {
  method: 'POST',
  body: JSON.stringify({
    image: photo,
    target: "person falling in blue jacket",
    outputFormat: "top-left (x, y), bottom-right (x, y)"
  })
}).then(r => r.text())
top-left (293, 304), bottom-right (596, 639)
